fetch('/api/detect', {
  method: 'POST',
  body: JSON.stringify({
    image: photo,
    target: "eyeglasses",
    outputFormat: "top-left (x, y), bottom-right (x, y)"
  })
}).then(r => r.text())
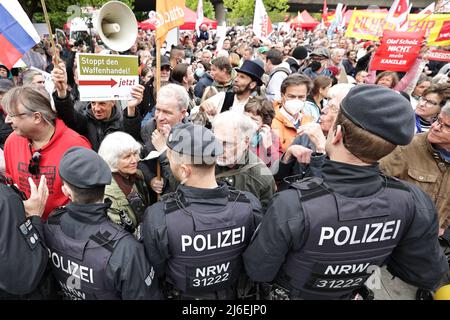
top-left (419, 97), bottom-right (440, 108)
top-left (435, 117), bottom-right (450, 131)
top-left (28, 151), bottom-right (41, 175)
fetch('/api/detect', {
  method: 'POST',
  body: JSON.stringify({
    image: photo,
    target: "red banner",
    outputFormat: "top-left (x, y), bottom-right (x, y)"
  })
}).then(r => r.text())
top-left (370, 30), bottom-right (425, 72)
top-left (428, 50), bottom-right (450, 62)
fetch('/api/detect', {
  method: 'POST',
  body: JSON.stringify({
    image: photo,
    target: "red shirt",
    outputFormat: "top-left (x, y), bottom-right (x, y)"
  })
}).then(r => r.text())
top-left (4, 119), bottom-right (91, 220)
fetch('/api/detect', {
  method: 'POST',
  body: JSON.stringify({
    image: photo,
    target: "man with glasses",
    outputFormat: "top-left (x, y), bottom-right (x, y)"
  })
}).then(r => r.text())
top-left (2, 86), bottom-right (91, 221)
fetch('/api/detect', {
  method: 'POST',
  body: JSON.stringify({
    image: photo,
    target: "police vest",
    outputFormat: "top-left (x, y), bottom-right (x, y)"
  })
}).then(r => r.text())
top-left (163, 189), bottom-right (256, 296)
top-left (277, 177), bottom-right (415, 300)
top-left (44, 209), bottom-right (129, 300)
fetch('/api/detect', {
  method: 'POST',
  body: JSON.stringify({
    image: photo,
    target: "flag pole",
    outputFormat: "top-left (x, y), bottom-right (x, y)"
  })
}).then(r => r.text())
top-left (40, 0), bottom-right (58, 64)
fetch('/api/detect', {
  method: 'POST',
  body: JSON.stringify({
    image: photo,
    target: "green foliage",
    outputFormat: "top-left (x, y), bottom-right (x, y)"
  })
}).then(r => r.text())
top-left (19, 0), bottom-right (135, 29)
top-left (185, 0), bottom-right (216, 20)
top-left (224, 0), bottom-right (288, 25)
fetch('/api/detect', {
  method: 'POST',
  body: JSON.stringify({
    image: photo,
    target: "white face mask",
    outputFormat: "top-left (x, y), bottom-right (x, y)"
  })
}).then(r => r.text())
top-left (283, 99), bottom-right (305, 116)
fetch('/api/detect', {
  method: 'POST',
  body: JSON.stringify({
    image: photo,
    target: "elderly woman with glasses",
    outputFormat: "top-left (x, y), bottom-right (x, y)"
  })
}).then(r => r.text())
top-left (415, 84), bottom-right (450, 133)
top-left (98, 131), bottom-right (150, 235)
top-left (274, 83), bottom-right (355, 190)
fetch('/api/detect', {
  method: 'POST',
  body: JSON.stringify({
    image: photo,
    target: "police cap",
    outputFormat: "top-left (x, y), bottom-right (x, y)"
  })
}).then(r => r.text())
top-left (166, 123), bottom-right (223, 164)
top-left (340, 85), bottom-right (415, 146)
top-left (59, 147), bottom-right (112, 188)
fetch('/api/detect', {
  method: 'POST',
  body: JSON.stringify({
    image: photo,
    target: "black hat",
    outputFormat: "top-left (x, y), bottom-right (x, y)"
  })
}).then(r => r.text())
top-left (152, 55), bottom-right (170, 68)
top-left (292, 46), bottom-right (308, 60)
top-left (59, 147), bottom-right (112, 188)
top-left (0, 79), bottom-right (14, 93)
top-left (235, 60), bottom-right (265, 86)
top-left (340, 85), bottom-right (415, 146)
top-left (167, 123), bottom-right (223, 164)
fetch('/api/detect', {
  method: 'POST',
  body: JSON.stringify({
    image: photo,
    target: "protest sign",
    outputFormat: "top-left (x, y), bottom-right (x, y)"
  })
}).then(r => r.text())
top-left (428, 50), bottom-right (450, 62)
top-left (370, 30), bottom-right (424, 72)
top-left (77, 53), bottom-right (138, 102)
top-left (345, 11), bottom-right (450, 46)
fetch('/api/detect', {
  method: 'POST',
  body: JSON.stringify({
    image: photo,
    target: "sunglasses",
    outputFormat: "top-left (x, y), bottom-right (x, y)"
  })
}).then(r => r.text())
top-left (28, 151), bottom-right (41, 175)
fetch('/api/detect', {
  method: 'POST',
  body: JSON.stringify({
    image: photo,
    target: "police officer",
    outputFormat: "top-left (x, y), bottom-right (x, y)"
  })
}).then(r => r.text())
top-left (0, 173), bottom-right (50, 298)
top-left (243, 85), bottom-right (449, 300)
top-left (142, 123), bottom-right (262, 299)
top-left (43, 147), bottom-right (161, 300)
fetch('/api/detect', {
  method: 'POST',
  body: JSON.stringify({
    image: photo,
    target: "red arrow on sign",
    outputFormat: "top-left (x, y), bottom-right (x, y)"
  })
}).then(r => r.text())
top-left (79, 78), bottom-right (118, 88)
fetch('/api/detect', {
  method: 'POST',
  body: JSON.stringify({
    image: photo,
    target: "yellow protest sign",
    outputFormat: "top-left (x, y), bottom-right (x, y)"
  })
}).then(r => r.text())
top-left (155, 0), bottom-right (185, 41)
top-left (345, 11), bottom-right (450, 46)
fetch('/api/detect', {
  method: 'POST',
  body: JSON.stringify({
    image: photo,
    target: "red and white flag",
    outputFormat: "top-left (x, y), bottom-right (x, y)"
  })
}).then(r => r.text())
top-left (195, 0), bottom-right (204, 37)
top-left (386, 0), bottom-right (412, 30)
top-left (253, 0), bottom-right (273, 40)
top-left (419, 2), bottom-right (435, 14)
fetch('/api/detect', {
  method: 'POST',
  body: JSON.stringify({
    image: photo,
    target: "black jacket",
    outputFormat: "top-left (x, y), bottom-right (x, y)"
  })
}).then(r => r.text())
top-left (244, 160), bottom-right (448, 293)
top-left (53, 92), bottom-right (142, 151)
top-left (44, 202), bottom-right (162, 299)
top-left (0, 180), bottom-right (48, 298)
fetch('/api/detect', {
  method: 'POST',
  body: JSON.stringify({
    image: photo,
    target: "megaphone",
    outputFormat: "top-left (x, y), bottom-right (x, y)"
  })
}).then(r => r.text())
top-left (96, 1), bottom-right (138, 52)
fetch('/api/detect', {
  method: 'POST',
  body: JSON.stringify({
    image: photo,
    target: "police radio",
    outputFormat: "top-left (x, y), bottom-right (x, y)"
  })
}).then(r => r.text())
top-left (119, 210), bottom-right (135, 234)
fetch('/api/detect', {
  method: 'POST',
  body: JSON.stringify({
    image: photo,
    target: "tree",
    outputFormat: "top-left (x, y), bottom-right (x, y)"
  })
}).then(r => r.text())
top-left (224, 0), bottom-right (288, 26)
top-left (18, 0), bottom-right (134, 29)
top-left (185, 0), bottom-right (216, 20)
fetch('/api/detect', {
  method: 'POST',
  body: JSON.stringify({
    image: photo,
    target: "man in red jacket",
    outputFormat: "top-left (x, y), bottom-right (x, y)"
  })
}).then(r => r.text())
top-left (2, 85), bottom-right (91, 220)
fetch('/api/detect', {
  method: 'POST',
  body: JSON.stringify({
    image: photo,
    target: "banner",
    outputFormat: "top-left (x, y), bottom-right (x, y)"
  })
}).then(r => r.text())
top-left (428, 50), bottom-right (450, 62)
top-left (155, 0), bottom-right (185, 41)
top-left (345, 11), bottom-right (450, 46)
top-left (369, 30), bottom-right (424, 72)
top-left (77, 53), bottom-right (138, 101)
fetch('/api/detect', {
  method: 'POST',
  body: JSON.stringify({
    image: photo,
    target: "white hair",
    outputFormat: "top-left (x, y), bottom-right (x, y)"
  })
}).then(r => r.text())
top-left (328, 83), bottom-right (355, 102)
top-left (443, 100), bottom-right (450, 118)
top-left (157, 83), bottom-right (189, 111)
top-left (98, 132), bottom-right (142, 172)
top-left (216, 50), bottom-right (230, 58)
top-left (212, 111), bottom-right (257, 141)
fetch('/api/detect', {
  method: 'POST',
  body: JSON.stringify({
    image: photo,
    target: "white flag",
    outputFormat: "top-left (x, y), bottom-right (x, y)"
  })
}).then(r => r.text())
top-left (386, 0), bottom-right (411, 29)
top-left (253, 0), bottom-right (273, 40)
top-left (419, 2), bottom-right (435, 14)
top-left (195, 0), bottom-right (204, 37)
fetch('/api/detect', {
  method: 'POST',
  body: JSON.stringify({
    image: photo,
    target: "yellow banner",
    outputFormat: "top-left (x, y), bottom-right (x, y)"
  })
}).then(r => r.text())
top-left (155, 0), bottom-right (185, 41)
top-left (345, 11), bottom-right (450, 46)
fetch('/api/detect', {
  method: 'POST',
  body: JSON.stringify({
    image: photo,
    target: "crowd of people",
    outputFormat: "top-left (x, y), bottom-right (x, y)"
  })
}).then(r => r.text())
top-left (0, 18), bottom-right (449, 300)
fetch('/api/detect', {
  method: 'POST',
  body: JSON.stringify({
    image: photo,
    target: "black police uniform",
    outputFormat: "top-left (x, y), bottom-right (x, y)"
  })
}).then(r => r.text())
top-left (0, 176), bottom-right (49, 298)
top-left (143, 183), bottom-right (262, 299)
top-left (42, 147), bottom-right (161, 300)
top-left (243, 85), bottom-right (449, 299)
top-left (142, 123), bottom-right (263, 299)
top-left (44, 202), bottom-right (161, 300)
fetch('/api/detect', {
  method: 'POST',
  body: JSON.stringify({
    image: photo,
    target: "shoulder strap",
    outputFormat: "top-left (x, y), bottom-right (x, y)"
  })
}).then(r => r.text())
top-left (215, 162), bottom-right (260, 179)
top-left (89, 229), bottom-right (118, 253)
top-left (384, 176), bottom-right (410, 192)
top-left (163, 191), bottom-right (190, 214)
top-left (289, 177), bottom-right (331, 202)
top-left (228, 189), bottom-right (251, 203)
top-left (269, 68), bottom-right (290, 83)
top-left (47, 207), bottom-right (67, 225)
top-left (221, 92), bottom-right (235, 113)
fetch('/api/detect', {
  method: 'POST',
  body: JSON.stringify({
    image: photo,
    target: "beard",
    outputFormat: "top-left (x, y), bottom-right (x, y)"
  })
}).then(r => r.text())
top-left (233, 82), bottom-right (253, 95)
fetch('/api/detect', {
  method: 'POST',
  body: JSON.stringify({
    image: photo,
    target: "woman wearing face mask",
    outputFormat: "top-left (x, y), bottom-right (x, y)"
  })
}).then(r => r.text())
top-left (244, 96), bottom-right (282, 169)
top-left (271, 74), bottom-right (314, 152)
